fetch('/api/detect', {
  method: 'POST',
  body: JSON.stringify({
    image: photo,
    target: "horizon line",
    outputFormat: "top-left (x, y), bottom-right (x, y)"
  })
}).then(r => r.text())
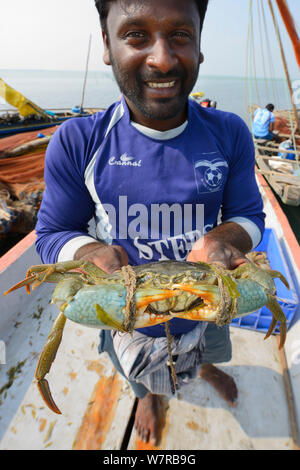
top-left (0, 68), bottom-right (294, 81)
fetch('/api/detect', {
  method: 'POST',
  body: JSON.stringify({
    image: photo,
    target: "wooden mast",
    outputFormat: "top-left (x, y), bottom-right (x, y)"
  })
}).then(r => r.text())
top-left (275, 0), bottom-right (300, 68)
top-left (268, 0), bottom-right (300, 132)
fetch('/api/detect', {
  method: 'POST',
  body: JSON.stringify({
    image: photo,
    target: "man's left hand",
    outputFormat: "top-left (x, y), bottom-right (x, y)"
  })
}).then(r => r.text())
top-left (187, 222), bottom-right (252, 270)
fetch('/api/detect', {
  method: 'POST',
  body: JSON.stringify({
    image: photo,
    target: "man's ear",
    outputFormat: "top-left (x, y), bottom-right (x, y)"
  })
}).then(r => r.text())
top-left (102, 31), bottom-right (111, 65)
top-left (199, 52), bottom-right (204, 64)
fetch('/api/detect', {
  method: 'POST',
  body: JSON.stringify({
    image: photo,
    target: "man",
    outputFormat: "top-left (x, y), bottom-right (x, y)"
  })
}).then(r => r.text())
top-left (252, 103), bottom-right (277, 140)
top-left (35, 0), bottom-right (265, 445)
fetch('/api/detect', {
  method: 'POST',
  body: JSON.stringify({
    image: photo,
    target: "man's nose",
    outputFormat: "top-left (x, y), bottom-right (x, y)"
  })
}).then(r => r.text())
top-left (146, 38), bottom-right (178, 73)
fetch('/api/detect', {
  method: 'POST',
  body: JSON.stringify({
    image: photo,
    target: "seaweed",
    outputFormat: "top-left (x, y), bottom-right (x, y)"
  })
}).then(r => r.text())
top-left (0, 359), bottom-right (27, 405)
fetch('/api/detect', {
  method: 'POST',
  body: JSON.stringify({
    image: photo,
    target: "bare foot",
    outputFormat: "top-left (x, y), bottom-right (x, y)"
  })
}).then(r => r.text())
top-left (199, 363), bottom-right (238, 407)
top-left (134, 393), bottom-right (165, 445)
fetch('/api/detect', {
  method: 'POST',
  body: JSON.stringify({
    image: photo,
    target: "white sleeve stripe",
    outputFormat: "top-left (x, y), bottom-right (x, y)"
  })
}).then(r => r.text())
top-left (84, 103), bottom-right (124, 182)
top-left (57, 236), bottom-right (96, 262)
top-left (223, 217), bottom-right (262, 249)
top-left (104, 102), bottom-right (124, 138)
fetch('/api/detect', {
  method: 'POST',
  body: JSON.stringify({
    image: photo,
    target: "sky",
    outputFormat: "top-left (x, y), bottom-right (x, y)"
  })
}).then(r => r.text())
top-left (0, 0), bottom-right (300, 79)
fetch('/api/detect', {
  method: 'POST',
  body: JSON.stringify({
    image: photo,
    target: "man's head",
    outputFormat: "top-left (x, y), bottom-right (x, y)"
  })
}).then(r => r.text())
top-left (266, 103), bottom-right (275, 112)
top-left (94, 0), bottom-right (209, 130)
top-left (95, 0), bottom-right (209, 35)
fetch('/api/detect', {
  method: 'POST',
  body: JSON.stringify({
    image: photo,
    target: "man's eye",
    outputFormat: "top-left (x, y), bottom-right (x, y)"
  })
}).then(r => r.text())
top-left (125, 31), bottom-right (145, 39)
top-left (173, 31), bottom-right (191, 39)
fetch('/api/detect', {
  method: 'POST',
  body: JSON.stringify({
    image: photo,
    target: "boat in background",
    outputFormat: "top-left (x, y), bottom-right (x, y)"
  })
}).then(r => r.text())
top-left (0, 126), bottom-right (59, 254)
top-left (0, 77), bottom-right (102, 138)
top-left (253, 107), bottom-right (300, 206)
top-left (246, 1), bottom-right (300, 213)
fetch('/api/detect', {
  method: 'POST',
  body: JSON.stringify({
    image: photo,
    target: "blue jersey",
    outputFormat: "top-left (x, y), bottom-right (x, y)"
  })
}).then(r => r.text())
top-left (36, 97), bottom-right (265, 337)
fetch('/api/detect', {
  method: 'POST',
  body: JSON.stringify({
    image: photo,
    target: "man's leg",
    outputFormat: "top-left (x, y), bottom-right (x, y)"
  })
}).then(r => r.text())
top-left (199, 323), bottom-right (238, 406)
top-left (98, 330), bottom-right (164, 444)
top-left (98, 330), bottom-right (148, 399)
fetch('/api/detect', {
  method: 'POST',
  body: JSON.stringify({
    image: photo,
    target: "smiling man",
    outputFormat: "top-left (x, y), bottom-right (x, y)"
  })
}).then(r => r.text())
top-left (35, 0), bottom-right (265, 446)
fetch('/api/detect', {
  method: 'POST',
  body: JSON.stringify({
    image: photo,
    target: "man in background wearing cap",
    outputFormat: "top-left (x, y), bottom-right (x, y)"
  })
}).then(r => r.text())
top-left (36, 0), bottom-right (265, 445)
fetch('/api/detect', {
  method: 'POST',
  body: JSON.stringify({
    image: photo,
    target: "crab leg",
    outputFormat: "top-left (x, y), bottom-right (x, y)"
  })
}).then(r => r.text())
top-left (35, 311), bottom-right (67, 414)
top-left (3, 261), bottom-right (106, 296)
top-left (264, 294), bottom-right (287, 349)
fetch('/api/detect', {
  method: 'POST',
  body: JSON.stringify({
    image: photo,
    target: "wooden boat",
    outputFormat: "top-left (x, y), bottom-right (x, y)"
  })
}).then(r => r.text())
top-left (0, 78), bottom-right (103, 138)
top-left (253, 122), bottom-right (300, 206)
top-left (0, 182), bottom-right (299, 450)
top-left (0, 106), bottom-right (103, 138)
top-left (246, 0), bottom-right (300, 208)
top-left (0, 127), bottom-right (59, 253)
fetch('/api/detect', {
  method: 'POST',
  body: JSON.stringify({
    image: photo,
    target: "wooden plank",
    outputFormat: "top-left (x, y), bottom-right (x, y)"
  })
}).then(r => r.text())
top-left (73, 357), bottom-right (136, 450)
top-left (127, 328), bottom-right (294, 450)
top-left (255, 144), bottom-right (300, 157)
top-left (256, 170), bottom-right (300, 186)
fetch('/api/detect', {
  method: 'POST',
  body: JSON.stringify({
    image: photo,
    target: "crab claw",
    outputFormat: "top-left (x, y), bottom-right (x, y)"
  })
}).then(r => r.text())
top-left (35, 312), bottom-right (66, 414)
top-left (3, 274), bottom-right (37, 295)
top-left (36, 378), bottom-right (62, 414)
top-left (267, 270), bottom-right (290, 291)
top-left (264, 295), bottom-right (287, 350)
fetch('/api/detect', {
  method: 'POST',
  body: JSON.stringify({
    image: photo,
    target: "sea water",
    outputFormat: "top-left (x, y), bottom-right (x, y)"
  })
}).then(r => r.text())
top-left (0, 69), bottom-right (295, 127)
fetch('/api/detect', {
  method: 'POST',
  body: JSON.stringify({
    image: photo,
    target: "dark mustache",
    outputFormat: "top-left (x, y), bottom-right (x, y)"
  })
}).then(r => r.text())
top-left (141, 69), bottom-right (185, 81)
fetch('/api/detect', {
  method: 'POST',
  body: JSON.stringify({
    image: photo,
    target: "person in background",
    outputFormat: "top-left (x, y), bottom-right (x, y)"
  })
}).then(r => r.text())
top-left (278, 138), bottom-right (296, 160)
top-left (252, 103), bottom-right (280, 141)
top-left (35, 0), bottom-right (265, 445)
top-left (200, 98), bottom-right (211, 107)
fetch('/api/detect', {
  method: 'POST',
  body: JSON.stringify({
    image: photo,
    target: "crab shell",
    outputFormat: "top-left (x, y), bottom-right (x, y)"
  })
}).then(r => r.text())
top-left (59, 261), bottom-right (269, 329)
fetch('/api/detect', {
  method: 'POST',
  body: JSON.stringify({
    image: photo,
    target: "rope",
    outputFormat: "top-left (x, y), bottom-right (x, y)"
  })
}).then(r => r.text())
top-left (120, 264), bottom-right (240, 393)
top-left (120, 265), bottom-right (179, 393)
top-left (165, 321), bottom-right (179, 394)
top-left (250, 4), bottom-right (261, 106)
top-left (257, 0), bottom-right (270, 101)
top-left (210, 266), bottom-right (239, 327)
top-left (245, 0), bottom-right (253, 126)
top-left (260, 0), bottom-right (279, 105)
top-left (121, 265), bottom-right (137, 333)
top-left (268, 1), bottom-right (299, 166)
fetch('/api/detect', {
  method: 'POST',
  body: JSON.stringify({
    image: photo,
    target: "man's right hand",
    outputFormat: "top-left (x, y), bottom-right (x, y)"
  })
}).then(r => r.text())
top-left (74, 242), bottom-right (129, 274)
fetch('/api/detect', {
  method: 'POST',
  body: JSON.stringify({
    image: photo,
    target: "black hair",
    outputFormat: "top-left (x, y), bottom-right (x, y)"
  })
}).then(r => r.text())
top-left (266, 103), bottom-right (275, 112)
top-left (94, 0), bottom-right (209, 34)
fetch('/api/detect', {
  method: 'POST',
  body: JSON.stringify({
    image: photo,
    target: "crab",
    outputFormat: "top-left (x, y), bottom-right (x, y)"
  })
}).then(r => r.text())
top-left (4, 253), bottom-right (289, 414)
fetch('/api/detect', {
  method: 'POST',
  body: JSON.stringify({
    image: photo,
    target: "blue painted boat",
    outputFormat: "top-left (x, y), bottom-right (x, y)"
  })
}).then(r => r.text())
top-left (0, 78), bottom-right (102, 138)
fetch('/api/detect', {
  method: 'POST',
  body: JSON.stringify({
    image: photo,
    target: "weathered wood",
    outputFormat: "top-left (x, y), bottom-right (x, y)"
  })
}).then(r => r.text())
top-left (127, 329), bottom-right (295, 450)
top-left (0, 136), bottom-right (52, 159)
top-left (256, 153), bottom-right (300, 164)
top-left (0, 248), bottom-right (136, 450)
top-left (256, 169), bottom-right (300, 186)
top-left (255, 144), bottom-right (300, 157)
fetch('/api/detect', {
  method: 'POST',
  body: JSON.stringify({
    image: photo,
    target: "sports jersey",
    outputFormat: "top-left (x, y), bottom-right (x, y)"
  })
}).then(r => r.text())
top-left (35, 96), bottom-right (265, 337)
top-left (252, 107), bottom-right (275, 137)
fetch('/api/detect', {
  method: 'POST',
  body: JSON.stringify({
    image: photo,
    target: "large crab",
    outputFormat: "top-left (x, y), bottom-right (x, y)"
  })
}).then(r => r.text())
top-left (4, 253), bottom-right (288, 414)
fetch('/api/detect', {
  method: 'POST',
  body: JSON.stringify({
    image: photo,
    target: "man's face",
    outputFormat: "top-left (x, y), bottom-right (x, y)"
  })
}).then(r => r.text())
top-left (102, 0), bottom-right (202, 130)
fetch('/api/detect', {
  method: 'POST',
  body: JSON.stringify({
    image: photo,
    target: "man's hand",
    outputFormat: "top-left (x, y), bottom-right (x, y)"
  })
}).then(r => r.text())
top-left (74, 241), bottom-right (128, 274)
top-left (187, 222), bottom-right (252, 270)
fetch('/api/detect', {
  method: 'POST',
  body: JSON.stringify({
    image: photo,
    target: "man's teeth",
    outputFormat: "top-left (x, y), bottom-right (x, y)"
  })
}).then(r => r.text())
top-left (148, 81), bottom-right (175, 88)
